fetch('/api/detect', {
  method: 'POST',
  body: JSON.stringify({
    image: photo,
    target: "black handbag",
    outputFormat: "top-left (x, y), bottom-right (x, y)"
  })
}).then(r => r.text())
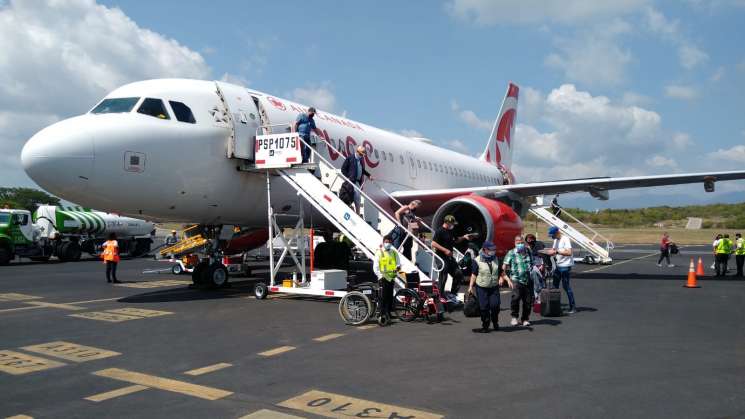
top-left (463, 290), bottom-right (481, 318)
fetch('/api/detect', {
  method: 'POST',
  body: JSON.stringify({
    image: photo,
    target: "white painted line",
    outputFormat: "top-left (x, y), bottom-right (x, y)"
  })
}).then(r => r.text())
top-left (258, 346), bottom-right (296, 357)
top-left (183, 363), bottom-right (232, 376)
top-left (312, 333), bottom-right (344, 342)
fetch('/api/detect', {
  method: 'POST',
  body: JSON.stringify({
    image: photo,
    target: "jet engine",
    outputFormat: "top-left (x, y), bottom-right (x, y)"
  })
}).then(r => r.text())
top-left (432, 195), bottom-right (524, 256)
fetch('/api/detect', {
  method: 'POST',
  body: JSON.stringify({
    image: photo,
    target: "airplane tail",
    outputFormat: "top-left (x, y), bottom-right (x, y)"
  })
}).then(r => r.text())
top-left (480, 82), bottom-right (519, 173)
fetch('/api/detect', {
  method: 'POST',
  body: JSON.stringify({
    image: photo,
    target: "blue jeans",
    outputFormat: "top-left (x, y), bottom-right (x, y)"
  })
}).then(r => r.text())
top-left (300, 135), bottom-right (311, 163)
top-left (553, 266), bottom-right (576, 309)
top-left (531, 267), bottom-right (545, 299)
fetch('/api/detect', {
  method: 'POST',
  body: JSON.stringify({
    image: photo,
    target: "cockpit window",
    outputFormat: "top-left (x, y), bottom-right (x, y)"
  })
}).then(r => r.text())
top-left (91, 97), bottom-right (140, 114)
top-left (169, 101), bottom-right (196, 123)
top-left (137, 98), bottom-right (170, 120)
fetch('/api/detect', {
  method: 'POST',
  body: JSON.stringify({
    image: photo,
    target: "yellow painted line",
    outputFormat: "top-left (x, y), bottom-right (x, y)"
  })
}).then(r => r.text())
top-left (0, 293), bottom-right (42, 302)
top-left (313, 333), bottom-right (344, 342)
top-left (69, 311), bottom-right (142, 322)
top-left (279, 389), bottom-right (443, 419)
top-left (258, 346), bottom-right (296, 357)
top-left (105, 308), bottom-right (173, 318)
top-left (0, 350), bottom-right (66, 375)
top-left (239, 409), bottom-right (305, 419)
top-left (24, 301), bottom-right (84, 311)
top-left (0, 306), bottom-right (44, 314)
top-left (183, 363), bottom-right (232, 376)
top-left (22, 341), bottom-right (120, 363)
top-left (92, 368), bottom-right (233, 400)
top-left (66, 297), bottom-right (122, 305)
top-left (5, 415), bottom-right (34, 419)
top-left (84, 384), bottom-right (149, 402)
top-left (582, 252), bottom-right (657, 273)
top-left (356, 325), bottom-right (377, 331)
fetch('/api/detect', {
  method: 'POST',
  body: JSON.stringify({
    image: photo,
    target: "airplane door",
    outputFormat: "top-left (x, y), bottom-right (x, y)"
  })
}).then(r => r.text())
top-left (215, 81), bottom-right (260, 160)
top-left (406, 151), bottom-right (417, 180)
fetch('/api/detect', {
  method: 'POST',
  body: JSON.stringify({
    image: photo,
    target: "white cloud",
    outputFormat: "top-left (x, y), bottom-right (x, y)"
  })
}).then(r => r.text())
top-left (220, 73), bottom-right (250, 87)
top-left (671, 132), bottom-right (693, 150)
top-left (446, 0), bottom-right (649, 24)
top-left (665, 84), bottom-right (699, 100)
top-left (645, 155), bottom-right (679, 169)
top-left (0, 0), bottom-right (210, 186)
top-left (290, 84), bottom-right (337, 112)
top-left (678, 43), bottom-right (709, 69)
top-left (621, 91), bottom-right (653, 106)
top-left (710, 66), bottom-right (726, 82)
top-left (708, 145), bottom-right (745, 163)
top-left (450, 101), bottom-right (492, 131)
top-left (737, 58), bottom-right (745, 72)
top-left (644, 7), bottom-right (709, 70)
top-left (399, 129), bottom-right (423, 138)
top-left (644, 7), bottom-right (679, 38)
top-left (445, 139), bottom-right (471, 154)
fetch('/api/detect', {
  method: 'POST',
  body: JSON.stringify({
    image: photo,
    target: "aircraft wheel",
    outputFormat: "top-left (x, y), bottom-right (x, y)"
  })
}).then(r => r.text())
top-left (191, 261), bottom-right (208, 286)
top-left (254, 282), bottom-right (268, 300)
top-left (205, 263), bottom-right (229, 288)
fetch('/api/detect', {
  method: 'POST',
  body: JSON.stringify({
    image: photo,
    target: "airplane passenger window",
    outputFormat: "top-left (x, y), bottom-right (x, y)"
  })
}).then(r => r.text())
top-left (388, 152), bottom-right (393, 161)
top-left (137, 98), bottom-right (170, 120)
top-left (417, 160), bottom-right (421, 168)
top-left (91, 97), bottom-right (140, 114)
top-left (382, 151), bottom-right (387, 161)
top-left (169, 101), bottom-right (196, 123)
top-left (374, 149), bottom-right (379, 159)
top-left (400, 155), bottom-right (404, 165)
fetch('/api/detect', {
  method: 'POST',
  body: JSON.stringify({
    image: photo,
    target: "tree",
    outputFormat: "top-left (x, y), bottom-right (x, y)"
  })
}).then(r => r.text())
top-left (0, 188), bottom-right (60, 212)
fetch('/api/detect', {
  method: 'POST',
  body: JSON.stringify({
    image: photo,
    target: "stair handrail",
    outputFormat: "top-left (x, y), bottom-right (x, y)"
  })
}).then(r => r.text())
top-left (531, 205), bottom-right (614, 253)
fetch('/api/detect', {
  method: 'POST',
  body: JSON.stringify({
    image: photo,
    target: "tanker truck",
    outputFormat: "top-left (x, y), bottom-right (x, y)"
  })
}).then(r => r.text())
top-left (0, 205), bottom-right (155, 265)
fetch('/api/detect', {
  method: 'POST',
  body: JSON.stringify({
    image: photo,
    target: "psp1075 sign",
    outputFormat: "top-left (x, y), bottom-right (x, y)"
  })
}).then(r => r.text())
top-left (255, 133), bottom-right (302, 168)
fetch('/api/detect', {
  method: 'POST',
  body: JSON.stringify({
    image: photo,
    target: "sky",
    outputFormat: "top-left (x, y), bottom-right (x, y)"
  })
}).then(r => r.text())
top-left (1, 0), bottom-right (744, 209)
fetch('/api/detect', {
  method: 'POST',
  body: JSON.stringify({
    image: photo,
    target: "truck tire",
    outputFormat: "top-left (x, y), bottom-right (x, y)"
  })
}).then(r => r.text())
top-left (191, 261), bottom-right (209, 286)
top-left (172, 264), bottom-right (183, 275)
top-left (66, 242), bottom-right (82, 262)
top-left (57, 242), bottom-right (71, 262)
top-left (0, 246), bottom-right (11, 265)
top-left (205, 263), bottom-right (229, 288)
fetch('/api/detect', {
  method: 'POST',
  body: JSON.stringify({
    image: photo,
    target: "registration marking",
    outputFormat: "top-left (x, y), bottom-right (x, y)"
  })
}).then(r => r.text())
top-left (93, 368), bottom-right (233, 400)
top-left (0, 350), bottom-right (66, 375)
top-left (278, 390), bottom-right (443, 419)
top-left (258, 346), bottom-right (296, 357)
top-left (183, 362), bottom-right (232, 376)
top-left (69, 311), bottom-right (142, 322)
top-left (105, 308), bottom-right (173, 318)
top-left (313, 333), bottom-right (344, 342)
top-left (114, 280), bottom-right (191, 289)
top-left (84, 384), bottom-right (149, 402)
top-left (0, 293), bottom-right (42, 302)
top-left (24, 301), bottom-right (85, 311)
top-left (238, 409), bottom-right (305, 419)
top-left (21, 341), bottom-right (121, 363)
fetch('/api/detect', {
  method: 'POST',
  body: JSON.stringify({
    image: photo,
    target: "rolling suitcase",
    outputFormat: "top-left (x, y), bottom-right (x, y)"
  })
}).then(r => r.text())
top-left (540, 286), bottom-right (562, 317)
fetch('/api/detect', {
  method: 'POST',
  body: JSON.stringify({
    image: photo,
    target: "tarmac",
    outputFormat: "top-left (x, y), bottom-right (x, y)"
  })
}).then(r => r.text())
top-left (0, 244), bottom-right (743, 419)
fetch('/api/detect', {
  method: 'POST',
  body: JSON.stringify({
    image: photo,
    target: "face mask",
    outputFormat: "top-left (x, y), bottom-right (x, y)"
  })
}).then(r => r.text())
top-left (516, 243), bottom-right (525, 252)
top-left (481, 251), bottom-right (495, 260)
top-left (384, 243), bottom-right (392, 251)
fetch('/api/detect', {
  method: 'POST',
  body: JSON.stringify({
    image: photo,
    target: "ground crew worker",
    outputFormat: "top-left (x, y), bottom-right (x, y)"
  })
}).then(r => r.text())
top-left (373, 235), bottom-right (400, 324)
top-left (468, 241), bottom-right (505, 333)
top-left (735, 233), bottom-right (745, 277)
top-left (102, 233), bottom-right (121, 284)
top-left (715, 234), bottom-right (733, 276)
top-left (292, 107), bottom-right (324, 163)
top-left (503, 235), bottom-right (533, 327)
top-left (165, 230), bottom-right (178, 246)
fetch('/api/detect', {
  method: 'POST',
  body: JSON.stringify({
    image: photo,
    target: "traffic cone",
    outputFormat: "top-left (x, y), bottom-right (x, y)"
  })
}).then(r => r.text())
top-left (696, 257), bottom-right (705, 276)
top-left (684, 258), bottom-right (700, 288)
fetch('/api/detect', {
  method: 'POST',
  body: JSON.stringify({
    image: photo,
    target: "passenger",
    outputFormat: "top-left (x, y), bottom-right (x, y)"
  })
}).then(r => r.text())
top-left (292, 107), bottom-right (324, 163)
top-left (545, 226), bottom-right (576, 314)
top-left (394, 199), bottom-right (422, 260)
top-left (524, 234), bottom-right (548, 302)
top-left (468, 241), bottom-right (505, 333)
top-left (431, 215), bottom-right (476, 295)
top-left (715, 234), bottom-right (733, 277)
top-left (503, 235), bottom-right (533, 327)
top-left (101, 233), bottom-right (121, 284)
top-left (165, 230), bottom-right (179, 246)
top-left (550, 194), bottom-right (562, 217)
top-left (735, 233), bottom-right (745, 277)
top-left (373, 235), bottom-right (400, 323)
top-left (341, 146), bottom-right (372, 215)
top-left (657, 232), bottom-right (675, 267)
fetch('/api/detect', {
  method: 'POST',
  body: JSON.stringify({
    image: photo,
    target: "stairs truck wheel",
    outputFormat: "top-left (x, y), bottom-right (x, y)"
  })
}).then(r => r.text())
top-left (205, 263), bottom-right (229, 288)
top-left (171, 264), bottom-right (183, 275)
top-left (338, 291), bottom-right (372, 325)
top-left (0, 246), bottom-right (11, 265)
top-left (254, 282), bottom-right (268, 300)
top-left (191, 261), bottom-right (208, 286)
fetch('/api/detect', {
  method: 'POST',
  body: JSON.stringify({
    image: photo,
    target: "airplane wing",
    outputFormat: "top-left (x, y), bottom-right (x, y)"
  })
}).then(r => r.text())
top-left (390, 170), bottom-right (745, 204)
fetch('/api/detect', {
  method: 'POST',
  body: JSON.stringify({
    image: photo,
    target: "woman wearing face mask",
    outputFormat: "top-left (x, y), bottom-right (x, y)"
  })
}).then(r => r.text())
top-left (468, 241), bottom-right (508, 333)
top-left (373, 235), bottom-right (401, 325)
top-left (502, 235), bottom-right (533, 327)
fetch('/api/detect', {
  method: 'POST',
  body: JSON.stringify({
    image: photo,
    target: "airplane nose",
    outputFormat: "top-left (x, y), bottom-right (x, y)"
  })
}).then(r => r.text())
top-left (22, 116), bottom-right (95, 201)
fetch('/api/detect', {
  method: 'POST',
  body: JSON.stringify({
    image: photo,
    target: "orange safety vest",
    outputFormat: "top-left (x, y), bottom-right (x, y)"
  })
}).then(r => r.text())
top-left (101, 240), bottom-right (120, 263)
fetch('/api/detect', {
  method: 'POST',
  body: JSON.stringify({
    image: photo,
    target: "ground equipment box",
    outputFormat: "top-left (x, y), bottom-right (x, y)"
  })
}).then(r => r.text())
top-left (310, 269), bottom-right (347, 290)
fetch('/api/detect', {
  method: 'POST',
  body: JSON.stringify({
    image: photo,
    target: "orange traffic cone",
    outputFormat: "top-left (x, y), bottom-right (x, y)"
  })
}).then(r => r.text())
top-left (696, 257), bottom-right (705, 276)
top-left (684, 258), bottom-right (700, 288)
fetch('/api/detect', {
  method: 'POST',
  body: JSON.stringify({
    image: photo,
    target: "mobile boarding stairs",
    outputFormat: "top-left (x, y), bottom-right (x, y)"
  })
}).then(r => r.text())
top-left (235, 127), bottom-right (445, 299)
top-left (529, 203), bottom-right (614, 265)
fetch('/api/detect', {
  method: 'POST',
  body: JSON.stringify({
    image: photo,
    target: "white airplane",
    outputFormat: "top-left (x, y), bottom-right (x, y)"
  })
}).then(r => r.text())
top-left (20, 79), bottom-right (745, 265)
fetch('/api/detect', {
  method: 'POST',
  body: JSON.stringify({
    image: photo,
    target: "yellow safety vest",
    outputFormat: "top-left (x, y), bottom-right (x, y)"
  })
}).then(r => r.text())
top-left (474, 256), bottom-right (500, 288)
top-left (736, 238), bottom-right (745, 256)
top-left (716, 239), bottom-right (733, 254)
top-left (377, 249), bottom-right (398, 281)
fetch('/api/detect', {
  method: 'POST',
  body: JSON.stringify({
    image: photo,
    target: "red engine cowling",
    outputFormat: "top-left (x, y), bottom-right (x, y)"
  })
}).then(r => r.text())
top-left (432, 195), bottom-right (523, 257)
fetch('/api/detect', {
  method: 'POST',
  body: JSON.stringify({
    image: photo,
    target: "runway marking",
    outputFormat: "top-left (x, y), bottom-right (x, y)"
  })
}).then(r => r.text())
top-left (0, 297), bottom-right (124, 315)
top-left (69, 311), bottom-right (143, 322)
top-left (239, 409), bottom-right (305, 418)
top-left (66, 297), bottom-right (122, 305)
top-left (0, 350), bottom-right (66, 375)
top-left (278, 389), bottom-right (444, 419)
top-left (5, 415), bottom-right (34, 419)
top-left (356, 325), bottom-right (377, 331)
top-left (183, 363), bottom-right (232, 376)
top-left (0, 306), bottom-right (44, 314)
top-left (84, 384), bottom-right (149, 402)
top-left (0, 293), bottom-right (42, 302)
top-left (258, 346), bottom-right (296, 357)
top-left (92, 368), bottom-right (233, 400)
top-left (582, 252), bottom-right (657, 273)
top-left (23, 301), bottom-right (85, 311)
top-left (105, 307), bottom-right (173, 318)
top-left (313, 333), bottom-right (344, 342)
top-left (114, 279), bottom-right (191, 289)
top-left (21, 341), bottom-right (120, 363)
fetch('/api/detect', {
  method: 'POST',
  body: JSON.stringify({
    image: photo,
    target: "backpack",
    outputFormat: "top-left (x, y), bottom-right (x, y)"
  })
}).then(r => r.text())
top-left (339, 182), bottom-right (354, 205)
